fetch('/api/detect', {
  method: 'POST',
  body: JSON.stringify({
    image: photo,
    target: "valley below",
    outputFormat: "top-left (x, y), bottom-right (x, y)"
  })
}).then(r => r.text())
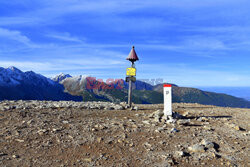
top-left (0, 101), bottom-right (249, 167)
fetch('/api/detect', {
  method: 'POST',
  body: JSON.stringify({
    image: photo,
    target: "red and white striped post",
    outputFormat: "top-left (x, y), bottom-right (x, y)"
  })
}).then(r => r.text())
top-left (163, 84), bottom-right (172, 117)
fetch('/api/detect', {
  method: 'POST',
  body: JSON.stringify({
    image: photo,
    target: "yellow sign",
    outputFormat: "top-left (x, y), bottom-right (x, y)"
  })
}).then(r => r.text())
top-left (126, 67), bottom-right (136, 76)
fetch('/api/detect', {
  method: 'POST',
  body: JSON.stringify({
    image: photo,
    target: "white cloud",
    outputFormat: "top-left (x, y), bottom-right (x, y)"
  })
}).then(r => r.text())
top-left (138, 63), bottom-right (250, 87)
top-left (136, 37), bottom-right (229, 54)
top-left (0, 56), bottom-right (126, 73)
top-left (0, 27), bottom-right (31, 45)
top-left (33, 0), bottom-right (250, 14)
top-left (1, 0), bottom-right (249, 28)
top-left (185, 26), bottom-right (250, 33)
top-left (183, 37), bottom-right (229, 50)
top-left (0, 61), bottom-right (52, 72)
top-left (47, 32), bottom-right (85, 43)
top-left (0, 17), bottom-right (41, 26)
top-left (1, 58), bottom-right (249, 87)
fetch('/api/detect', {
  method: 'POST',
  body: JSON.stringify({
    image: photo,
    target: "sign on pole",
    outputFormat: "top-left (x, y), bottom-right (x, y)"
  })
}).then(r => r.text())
top-left (126, 67), bottom-right (136, 76)
top-left (163, 84), bottom-right (172, 116)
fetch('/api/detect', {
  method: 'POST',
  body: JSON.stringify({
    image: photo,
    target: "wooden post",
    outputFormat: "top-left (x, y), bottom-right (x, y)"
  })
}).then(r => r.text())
top-left (128, 78), bottom-right (132, 108)
top-left (126, 46), bottom-right (139, 108)
top-left (128, 62), bottom-right (134, 108)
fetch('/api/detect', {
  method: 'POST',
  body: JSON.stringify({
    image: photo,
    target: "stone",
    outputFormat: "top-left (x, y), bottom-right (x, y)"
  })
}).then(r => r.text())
top-left (125, 105), bottom-right (130, 109)
top-left (12, 155), bottom-right (20, 158)
top-left (202, 117), bottom-right (209, 122)
top-left (117, 139), bottom-right (123, 143)
top-left (153, 117), bottom-right (160, 122)
top-left (129, 143), bottom-right (135, 147)
top-left (203, 126), bottom-right (213, 131)
top-left (120, 102), bottom-right (126, 106)
top-left (0, 153), bottom-right (7, 157)
top-left (104, 106), bottom-right (114, 110)
top-left (52, 128), bottom-right (61, 132)
top-left (62, 120), bottom-right (69, 124)
top-left (234, 126), bottom-right (241, 131)
top-left (182, 111), bottom-right (189, 116)
top-left (175, 151), bottom-right (187, 157)
top-left (177, 119), bottom-right (190, 125)
top-left (37, 129), bottom-right (48, 135)
top-left (105, 138), bottom-right (114, 144)
top-left (188, 144), bottom-right (205, 153)
top-left (166, 116), bottom-right (176, 124)
top-left (91, 128), bottom-right (98, 132)
top-left (157, 127), bottom-right (164, 132)
top-left (211, 152), bottom-right (220, 158)
top-left (142, 120), bottom-right (150, 125)
top-left (133, 106), bottom-right (139, 111)
top-left (0, 106), bottom-right (5, 111)
top-left (27, 119), bottom-right (34, 125)
top-left (172, 112), bottom-right (185, 119)
top-left (15, 139), bottom-right (25, 143)
top-left (201, 139), bottom-right (214, 149)
top-left (83, 158), bottom-right (92, 162)
top-left (114, 105), bottom-right (125, 110)
top-left (121, 133), bottom-right (128, 139)
top-left (97, 137), bottom-right (103, 143)
top-left (128, 119), bottom-right (135, 122)
top-left (144, 142), bottom-right (152, 149)
top-left (155, 110), bottom-right (164, 117)
top-left (170, 128), bottom-right (179, 133)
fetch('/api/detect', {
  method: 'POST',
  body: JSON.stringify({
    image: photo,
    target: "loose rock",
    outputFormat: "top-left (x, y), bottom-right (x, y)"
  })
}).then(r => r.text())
top-left (188, 144), bottom-right (205, 153)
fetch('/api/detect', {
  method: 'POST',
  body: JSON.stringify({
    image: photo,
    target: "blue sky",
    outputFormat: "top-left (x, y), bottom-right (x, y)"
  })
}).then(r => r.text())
top-left (0, 0), bottom-right (250, 86)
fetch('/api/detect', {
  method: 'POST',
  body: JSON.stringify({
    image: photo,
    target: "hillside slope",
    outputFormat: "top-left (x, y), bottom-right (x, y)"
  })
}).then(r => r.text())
top-left (60, 77), bottom-right (250, 108)
top-left (0, 101), bottom-right (249, 166)
top-left (154, 84), bottom-right (250, 108)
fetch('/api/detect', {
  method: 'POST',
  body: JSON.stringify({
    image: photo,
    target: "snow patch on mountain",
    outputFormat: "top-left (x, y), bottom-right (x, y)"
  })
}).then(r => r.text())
top-left (0, 66), bottom-right (55, 86)
top-left (61, 75), bottom-right (89, 95)
top-left (52, 73), bottom-right (72, 83)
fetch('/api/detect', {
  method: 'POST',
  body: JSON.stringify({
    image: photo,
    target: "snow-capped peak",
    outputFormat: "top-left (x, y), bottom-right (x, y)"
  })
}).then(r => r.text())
top-left (7, 66), bottom-right (22, 73)
top-left (0, 66), bottom-right (56, 86)
top-left (52, 73), bottom-right (72, 82)
top-left (0, 66), bottom-right (24, 86)
top-left (61, 75), bottom-right (90, 94)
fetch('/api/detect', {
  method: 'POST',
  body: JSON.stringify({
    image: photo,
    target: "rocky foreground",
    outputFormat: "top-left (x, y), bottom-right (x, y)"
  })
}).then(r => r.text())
top-left (0, 101), bottom-right (249, 167)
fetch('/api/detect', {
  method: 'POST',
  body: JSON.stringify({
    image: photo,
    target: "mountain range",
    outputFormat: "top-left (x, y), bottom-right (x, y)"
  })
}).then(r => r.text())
top-left (197, 86), bottom-right (250, 101)
top-left (0, 67), bottom-right (82, 101)
top-left (0, 66), bottom-right (250, 108)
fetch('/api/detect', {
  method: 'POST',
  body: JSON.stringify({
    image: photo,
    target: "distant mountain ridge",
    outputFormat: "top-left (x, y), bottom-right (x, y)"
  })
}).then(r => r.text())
top-left (0, 67), bottom-right (82, 101)
top-left (153, 84), bottom-right (250, 108)
top-left (0, 66), bottom-right (54, 86)
top-left (0, 66), bottom-right (250, 108)
top-left (197, 86), bottom-right (250, 101)
top-left (54, 73), bottom-right (250, 108)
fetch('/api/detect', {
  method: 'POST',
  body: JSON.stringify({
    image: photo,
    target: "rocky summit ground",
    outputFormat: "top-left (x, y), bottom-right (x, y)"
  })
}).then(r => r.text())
top-left (0, 101), bottom-right (249, 167)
